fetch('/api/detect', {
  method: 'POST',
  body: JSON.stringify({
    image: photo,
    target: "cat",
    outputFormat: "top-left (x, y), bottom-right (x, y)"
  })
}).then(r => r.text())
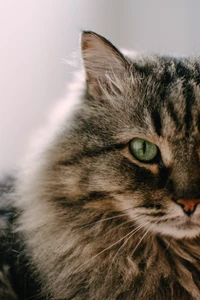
top-left (1, 31), bottom-right (200, 299)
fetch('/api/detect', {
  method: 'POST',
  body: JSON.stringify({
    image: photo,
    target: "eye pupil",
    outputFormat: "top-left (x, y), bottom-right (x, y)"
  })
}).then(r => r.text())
top-left (142, 141), bottom-right (146, 155)
top-left (129, 138), bottom-right (158, 162)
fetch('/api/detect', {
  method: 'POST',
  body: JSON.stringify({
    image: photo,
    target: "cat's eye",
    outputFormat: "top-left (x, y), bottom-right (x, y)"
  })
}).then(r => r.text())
top-left (129, 138), bottom-right (158, 162)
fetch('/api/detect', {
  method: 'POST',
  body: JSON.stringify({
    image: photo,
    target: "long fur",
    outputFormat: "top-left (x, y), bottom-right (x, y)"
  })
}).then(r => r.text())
top-left (3, 31), bottom-right (200, 299)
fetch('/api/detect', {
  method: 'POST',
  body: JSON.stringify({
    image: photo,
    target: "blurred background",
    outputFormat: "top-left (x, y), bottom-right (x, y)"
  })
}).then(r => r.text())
top-left (0, 0), bottom-right (200, 173)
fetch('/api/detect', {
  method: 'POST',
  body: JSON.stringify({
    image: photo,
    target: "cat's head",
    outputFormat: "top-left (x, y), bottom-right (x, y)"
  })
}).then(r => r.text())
top-left (43, 32), bottom-right (200, 240)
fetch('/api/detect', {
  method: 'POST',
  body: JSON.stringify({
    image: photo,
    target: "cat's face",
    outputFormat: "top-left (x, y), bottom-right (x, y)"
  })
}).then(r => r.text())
top-left (47, 32), bottom-right (200, 240)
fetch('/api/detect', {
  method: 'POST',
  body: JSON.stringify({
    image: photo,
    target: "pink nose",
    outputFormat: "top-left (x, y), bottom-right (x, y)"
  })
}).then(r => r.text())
top-left (177, 198), bottom-right (200, 215)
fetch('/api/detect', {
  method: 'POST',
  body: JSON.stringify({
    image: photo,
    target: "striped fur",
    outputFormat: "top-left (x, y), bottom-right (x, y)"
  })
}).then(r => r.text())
top-left (12, 32), bottom-right (200, 299)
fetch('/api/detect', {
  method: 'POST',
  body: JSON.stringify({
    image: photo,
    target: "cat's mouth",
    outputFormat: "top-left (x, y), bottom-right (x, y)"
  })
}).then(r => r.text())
top-left (175, 218), bottom-right (200, 230)
top-left (155, 215), bottom-right (200, 239)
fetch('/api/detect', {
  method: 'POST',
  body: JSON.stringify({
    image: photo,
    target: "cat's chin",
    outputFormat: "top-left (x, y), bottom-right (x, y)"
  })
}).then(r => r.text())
top-left (153, 219), bottom-right (200, 239)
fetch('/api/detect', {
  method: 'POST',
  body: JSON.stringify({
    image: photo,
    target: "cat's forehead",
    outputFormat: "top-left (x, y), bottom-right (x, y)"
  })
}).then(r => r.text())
top-left (131, 54), bottom-right (200, 77)
top-left (126, 56), bottom-right (200, 140)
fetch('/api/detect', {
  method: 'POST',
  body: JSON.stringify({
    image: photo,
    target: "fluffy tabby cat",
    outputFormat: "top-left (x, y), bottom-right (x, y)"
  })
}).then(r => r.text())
top-left (1, 31), bottom-right (200, 299)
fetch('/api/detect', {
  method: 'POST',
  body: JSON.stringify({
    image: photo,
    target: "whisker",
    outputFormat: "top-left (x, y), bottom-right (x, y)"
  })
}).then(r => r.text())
top-left (75, 206), bottom-right (139, 231)
top-left (137, 220), bottom-right (161, 254)
top-left (103, 215), bottom-right (146, 238)
top-left (111, 221), bottom-right (150, 266)
top-left (131, 221), bottom-right (159, 256)
top-left (103, 219), bottom-right (134, 237)
top-left (71, 222), bottom-right (146, 276)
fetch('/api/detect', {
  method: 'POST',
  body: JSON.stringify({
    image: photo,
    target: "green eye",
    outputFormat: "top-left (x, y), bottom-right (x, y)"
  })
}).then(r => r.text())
top-left (129, 138), bottom-right (158, 162)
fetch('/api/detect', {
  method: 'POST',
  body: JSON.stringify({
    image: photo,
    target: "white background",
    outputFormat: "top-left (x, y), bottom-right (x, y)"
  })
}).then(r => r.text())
top-left (0, 0), bottom-right (200, 173)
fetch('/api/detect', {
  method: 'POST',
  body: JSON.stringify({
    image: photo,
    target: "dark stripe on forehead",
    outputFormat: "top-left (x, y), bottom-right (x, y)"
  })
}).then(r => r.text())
top-left (159, 59), bottom-right (176, 101)
top-left (134, 63), bottom-right (153, 76)
top-left (183, 82), bottom-right (196, 136)
top-left (151, 110), bottom-right (162, 136)
top-left (166, 101), bottom-right (182, 130)
top-left (175, 61), bottom-right (193, 80)
top-left (175, 60), bottom-right (196, 134)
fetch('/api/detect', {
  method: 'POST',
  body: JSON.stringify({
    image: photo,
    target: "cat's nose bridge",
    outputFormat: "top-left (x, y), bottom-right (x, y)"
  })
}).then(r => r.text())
top-left (172, 178), bottom-right (200, 201)
top-left (170, 155), bottom-right (200, 197)
top-left (171, 163), bottom-right (200, 191)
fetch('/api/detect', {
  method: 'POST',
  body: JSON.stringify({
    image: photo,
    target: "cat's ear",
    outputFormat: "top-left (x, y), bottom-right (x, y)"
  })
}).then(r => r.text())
top-left (81, 31), bottom-right (130, 98)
